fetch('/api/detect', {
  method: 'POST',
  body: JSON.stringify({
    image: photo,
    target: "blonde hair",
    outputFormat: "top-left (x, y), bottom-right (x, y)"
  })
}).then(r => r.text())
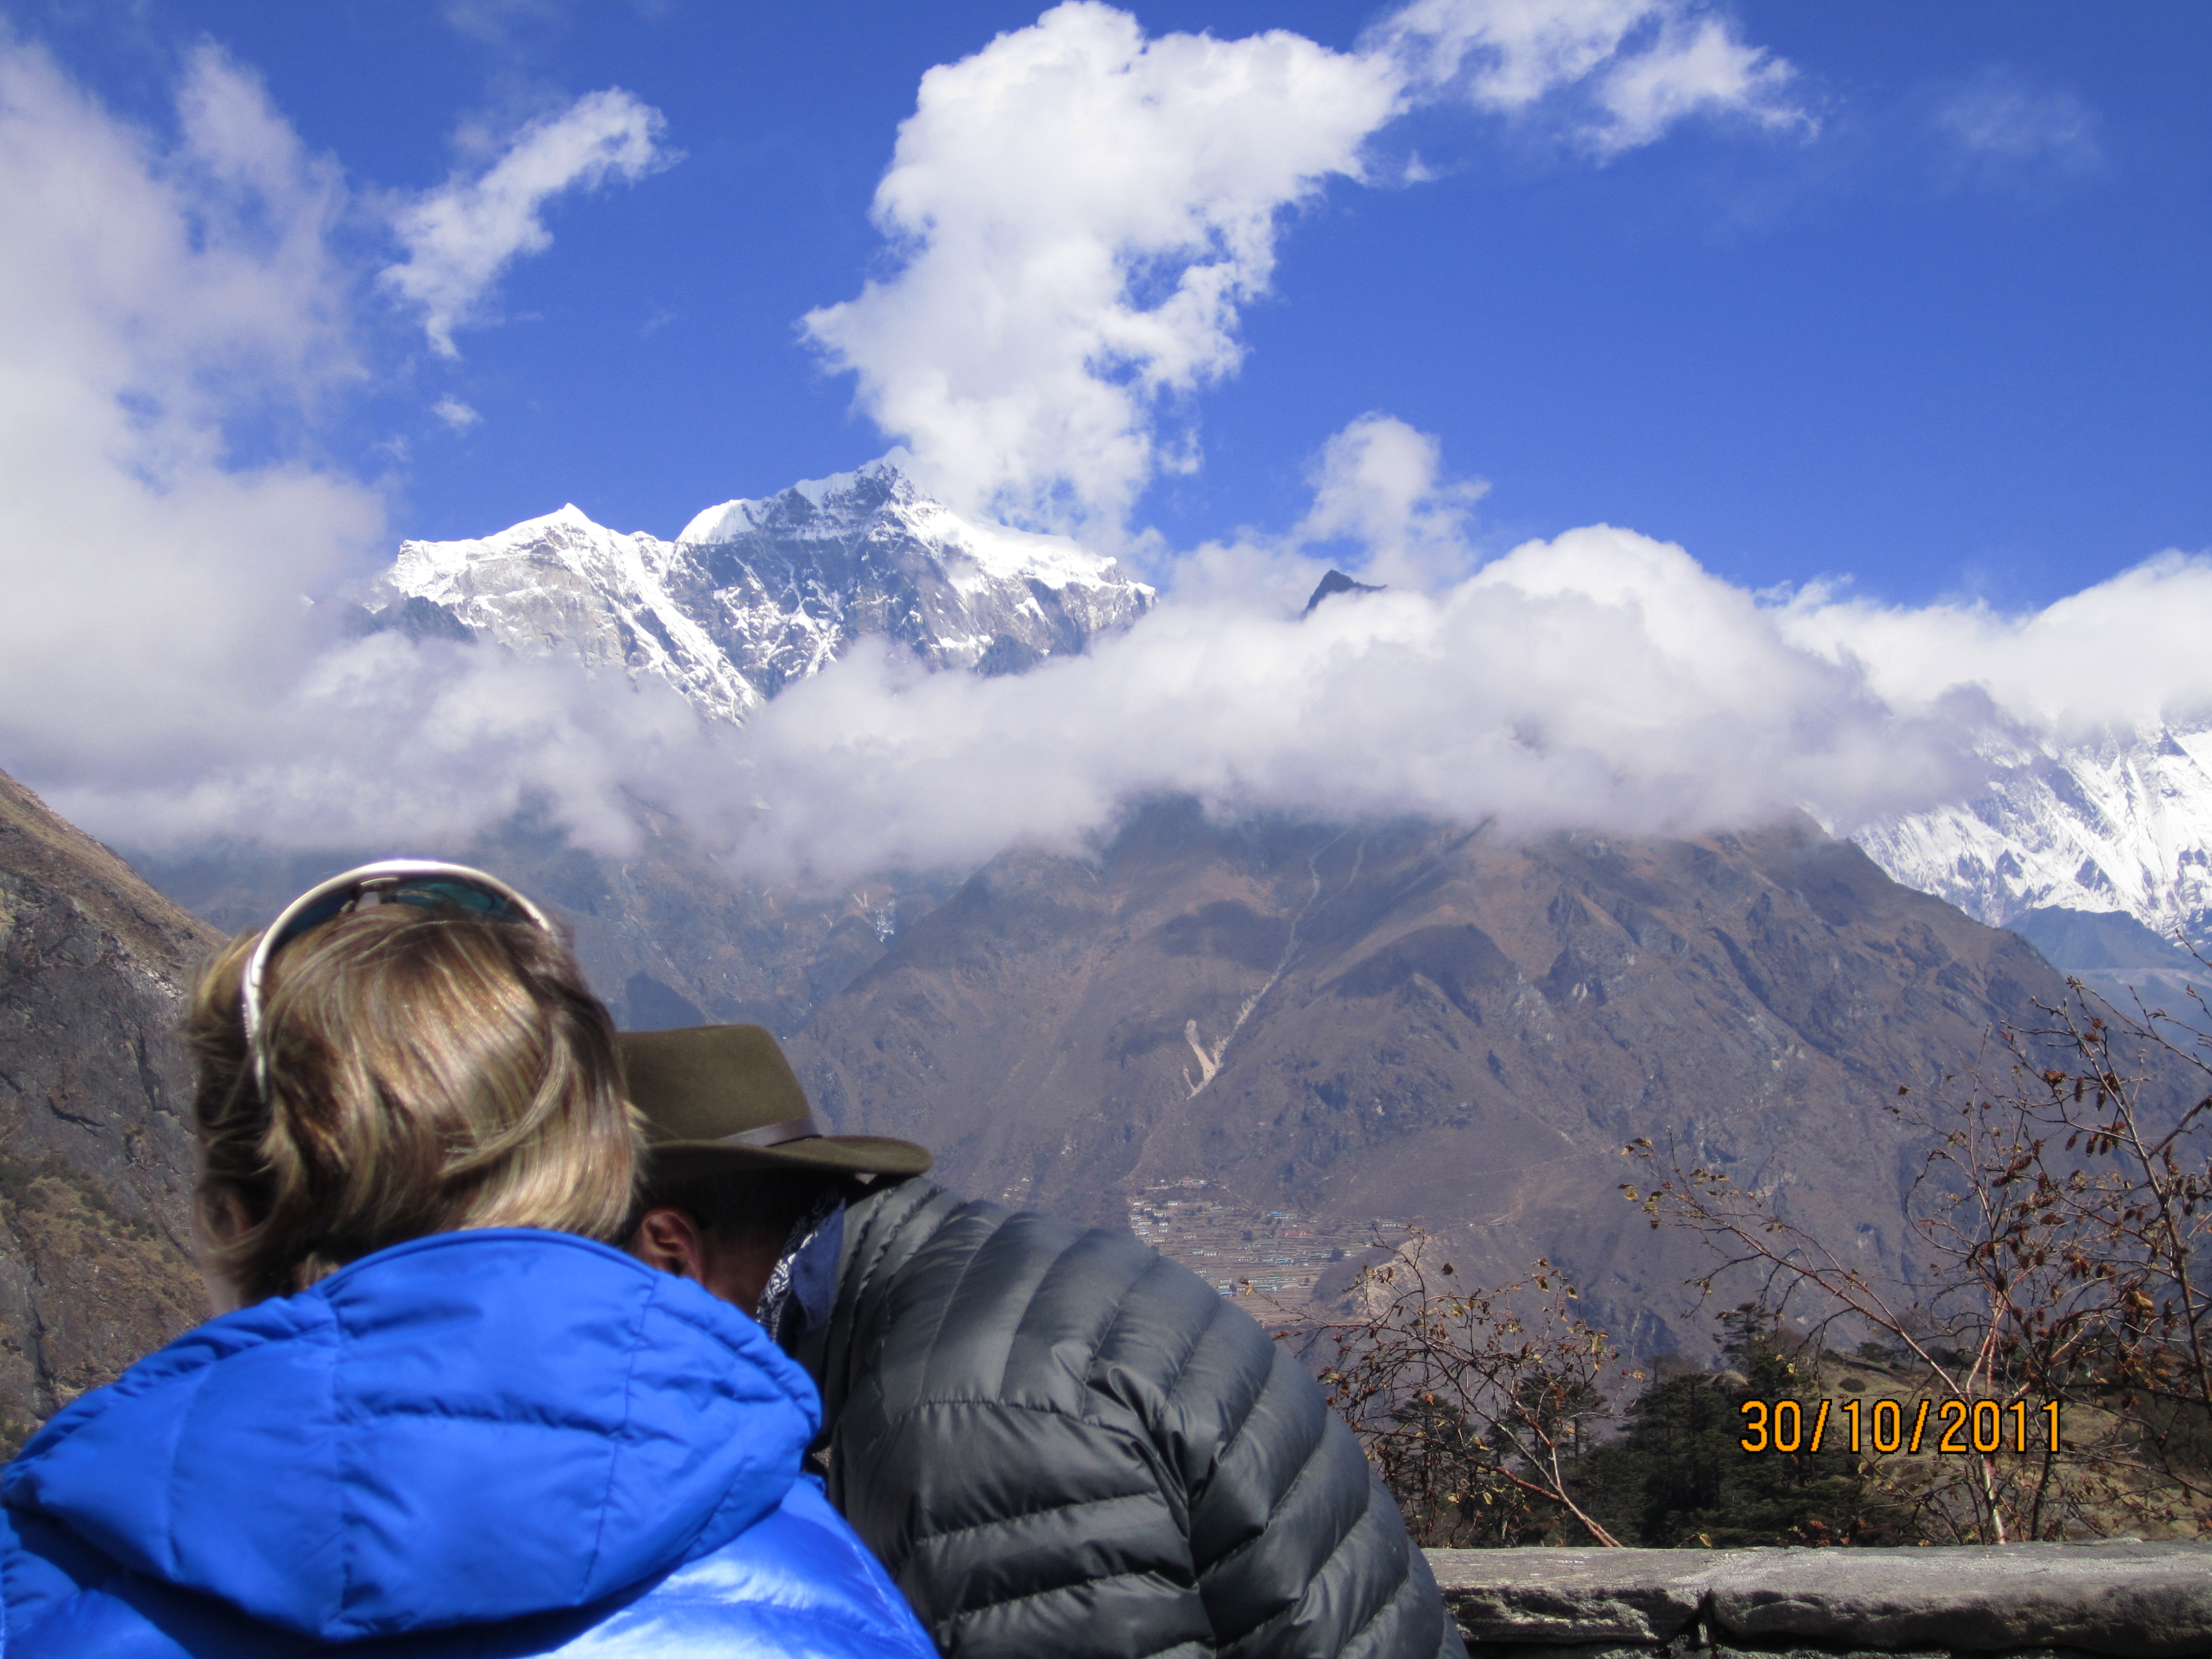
top-left (187, 902), bottom-right (640, 1305)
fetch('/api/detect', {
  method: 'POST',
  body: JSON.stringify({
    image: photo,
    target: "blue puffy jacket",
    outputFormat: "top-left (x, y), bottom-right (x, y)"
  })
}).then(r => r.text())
top-left (0, 1229), bottom-right (937, 1657)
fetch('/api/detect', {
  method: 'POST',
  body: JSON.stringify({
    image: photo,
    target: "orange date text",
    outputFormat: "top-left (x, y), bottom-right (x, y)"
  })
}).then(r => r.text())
top-left (1737, 1398), bottom-right (2060, 1456)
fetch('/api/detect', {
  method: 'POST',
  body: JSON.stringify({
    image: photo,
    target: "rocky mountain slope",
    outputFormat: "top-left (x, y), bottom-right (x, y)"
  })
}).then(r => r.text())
top-left (350, 460), bottom-right (1154, 721)
top-left (784, 802), bottom-right (2074, 1356)
top-left (0, 769), bottom-right (212, 1451)
top-left (1856, 721), bottom-right (2212, 965)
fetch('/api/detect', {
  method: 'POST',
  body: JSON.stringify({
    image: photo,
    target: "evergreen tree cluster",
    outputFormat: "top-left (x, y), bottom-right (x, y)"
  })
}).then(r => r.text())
top-left (1566, 1306), bottom-right (1897, 1548)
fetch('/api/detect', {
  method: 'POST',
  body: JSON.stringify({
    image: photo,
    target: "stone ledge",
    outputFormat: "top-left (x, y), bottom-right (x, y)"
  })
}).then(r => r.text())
top-left (1424, 1542), bottom-right (2212, 1658)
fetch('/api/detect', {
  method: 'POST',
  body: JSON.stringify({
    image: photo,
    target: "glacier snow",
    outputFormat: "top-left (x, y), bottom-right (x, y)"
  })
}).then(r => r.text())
top-left (358, 459), bottom-right (1154, 725)
top-left (1855, 722), bottom-right (2212, 952)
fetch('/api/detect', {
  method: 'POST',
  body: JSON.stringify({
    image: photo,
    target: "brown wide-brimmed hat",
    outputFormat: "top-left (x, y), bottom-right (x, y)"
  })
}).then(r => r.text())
top-left (617, 1024), bottom-right (933, 1179)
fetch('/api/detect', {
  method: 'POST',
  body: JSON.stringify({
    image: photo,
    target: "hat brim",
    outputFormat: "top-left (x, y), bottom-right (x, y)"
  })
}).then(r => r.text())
top-left (643, 1131), bottom-right (933, 1181)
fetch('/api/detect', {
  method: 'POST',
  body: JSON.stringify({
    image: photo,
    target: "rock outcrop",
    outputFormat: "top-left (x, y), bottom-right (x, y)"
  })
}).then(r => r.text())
top-left (0, 768), bottom-right (212, 1451)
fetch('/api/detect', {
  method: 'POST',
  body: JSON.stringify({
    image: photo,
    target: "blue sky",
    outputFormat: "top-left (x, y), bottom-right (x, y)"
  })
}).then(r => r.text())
top-left (15, 0), bottom-right (2204, 609)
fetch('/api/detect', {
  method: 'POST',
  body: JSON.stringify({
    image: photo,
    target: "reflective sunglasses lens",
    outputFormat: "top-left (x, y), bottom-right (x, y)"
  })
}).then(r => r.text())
top-left (266, 889), bottom-right (361, 958)
top-left (268, 877), bottom-right (526, 959)
top-left (386, 879), bottom-right (524, 922)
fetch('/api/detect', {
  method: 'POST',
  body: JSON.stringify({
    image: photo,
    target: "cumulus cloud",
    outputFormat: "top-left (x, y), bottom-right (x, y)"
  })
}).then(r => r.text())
top-left (803, 0), bottom-right (1805, 536)
top-left (1777, 556), bottom-right (2212, 738)
top-left (802, 4), bottom-right (1399, 533)
top-left (379, 87), bottom-right (674, 355)
top-left (433, 394), bottom-right (482, 429)
top-left (49, 633), bottom-right (738, 858)
top-left (679, 515), bottom-right (2212, 884)
top-left (704, 522), bottom-right (1980, 880)
top-left (0, 38), bottom-right (379, 791)
top-left (1292, 413), bottom-right (1488, 588)
top-left (1376, 0), bottom-right (1805, 155)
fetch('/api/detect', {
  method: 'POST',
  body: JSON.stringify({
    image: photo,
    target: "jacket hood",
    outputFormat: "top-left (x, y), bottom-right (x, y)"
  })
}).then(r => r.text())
top-left (1, 1229), bottom-right (817, 1643)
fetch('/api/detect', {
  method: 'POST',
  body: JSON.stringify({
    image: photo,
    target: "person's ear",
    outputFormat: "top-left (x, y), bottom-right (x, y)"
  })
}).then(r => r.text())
top-left (194, 1188), bottom-right (252, 1316)
top-left (628, 1207), bottom-right (712, 1284)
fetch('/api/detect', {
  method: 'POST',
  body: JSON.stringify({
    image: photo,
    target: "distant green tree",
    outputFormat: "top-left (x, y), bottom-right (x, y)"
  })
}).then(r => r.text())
top-left (1579, 1305), bottom-right (1890, 1546)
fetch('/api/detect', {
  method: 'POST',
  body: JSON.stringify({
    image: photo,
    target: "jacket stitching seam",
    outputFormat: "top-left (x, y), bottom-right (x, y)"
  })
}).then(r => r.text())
top-left (1198, 1341), bottom-right (1286, 1481)
top-left (1306, 1511), bottom-right (1410, 1659)
top-left (581, 1272), bottom-right (656, 1597)
top-left (1150, 1280), bottom-right (1220, 1406)
top-left (909, 1486), bottom-right (1164, 1550)
top-left (953, 1565), bottom-right (1179, 1622)
top-left (903, 1207), bottom-right (1011, 1380)
top-left (1202, 1392), bottom-right (1330, 1587)
top-left (1086, 1247), bottom-right (1175, 1373)
top-left (881, 1392), bottom-right (1136, 1433)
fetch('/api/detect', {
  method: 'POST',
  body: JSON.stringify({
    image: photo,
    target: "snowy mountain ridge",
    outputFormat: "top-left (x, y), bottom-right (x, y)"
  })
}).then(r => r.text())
top-left (1853, 719), bottom-right (2212, 958)
top-left (358, 459), bottom-right (1154, 724)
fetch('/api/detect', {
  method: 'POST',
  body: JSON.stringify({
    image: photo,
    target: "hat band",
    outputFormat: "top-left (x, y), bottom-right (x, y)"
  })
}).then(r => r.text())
top-left (719, 1116), bottom-right (822, 1150)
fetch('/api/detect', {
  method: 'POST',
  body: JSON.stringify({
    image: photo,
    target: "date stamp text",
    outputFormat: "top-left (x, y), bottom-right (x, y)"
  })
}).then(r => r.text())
top-left (1738, 1398), bottom-right (2061, 1456)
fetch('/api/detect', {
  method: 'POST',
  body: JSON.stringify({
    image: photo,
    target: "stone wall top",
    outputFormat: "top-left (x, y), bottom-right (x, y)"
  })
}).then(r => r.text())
top-left (1423, 1541), bottom-right (2212, 1657)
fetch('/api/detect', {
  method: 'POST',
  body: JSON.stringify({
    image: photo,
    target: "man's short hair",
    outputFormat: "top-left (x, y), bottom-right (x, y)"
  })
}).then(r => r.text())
top-left (637, 1166), bottom-right (861, 1256)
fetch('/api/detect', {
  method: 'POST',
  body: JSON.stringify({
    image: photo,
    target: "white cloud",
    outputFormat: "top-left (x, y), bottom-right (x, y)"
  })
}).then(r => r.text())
top-left (443, 0), bottom-right (569, 47)
top-left (1375, 0), bottom-right (1805, 156)
top-left (379, 87), bottom-right (674, 356)
top-left (704, 521), bottom-right (1965, 880)
top-left (1292, 413), bottom-right (1488, 588)
top-left (433, 395), bottom-right (482, 429)
top-left (802, 3), bottom-right (1401, 535)
top-left (0, 39), bottom-right (380, 793)
top-left (691, 516), bottom-right (2212, 884)
top-left (1585, 11), bottom-right (1802, 155)
top-left (803, 0), bottom-right (1804, 537)
top-left (1932, 66), bottom-right (2100, 188)
top-left (1777, 555), bottom-right (2212, 738)
top-left (49, 634), bottom-right (739, 858)
top-left (0, 38), bottom-right (714, 858)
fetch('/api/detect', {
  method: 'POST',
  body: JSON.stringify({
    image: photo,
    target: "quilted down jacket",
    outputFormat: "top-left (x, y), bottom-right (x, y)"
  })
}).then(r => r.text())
top-left (793, 1180), bottom-right (1466, 1659)
top-left (0, 1228), bottom-right (936, 1658)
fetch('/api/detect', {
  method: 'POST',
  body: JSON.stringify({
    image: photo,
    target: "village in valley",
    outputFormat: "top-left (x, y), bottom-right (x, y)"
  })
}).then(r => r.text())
top-left (1128, 1180), bottom-right (1414, 1306)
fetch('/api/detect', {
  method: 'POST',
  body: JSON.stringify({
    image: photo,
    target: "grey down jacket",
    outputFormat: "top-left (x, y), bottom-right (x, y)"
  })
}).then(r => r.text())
top-left (792, 1179), bottom-right (1466, 1659)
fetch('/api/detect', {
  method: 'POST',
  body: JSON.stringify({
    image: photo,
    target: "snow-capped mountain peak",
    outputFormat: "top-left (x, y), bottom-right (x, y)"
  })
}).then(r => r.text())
top-left (357, 462), bottom-right (1154, 724)
top-left (675, 457), bottom-right (909, 543)
top-left (1854, 717), bottom-right (2212, 963)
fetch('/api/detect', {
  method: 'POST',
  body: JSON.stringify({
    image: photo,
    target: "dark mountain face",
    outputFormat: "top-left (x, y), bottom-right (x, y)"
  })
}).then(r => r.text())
top-left (783, 802), bottom-right (2073, 1356)
top-left (0, 769), bottom-right (214, 1448)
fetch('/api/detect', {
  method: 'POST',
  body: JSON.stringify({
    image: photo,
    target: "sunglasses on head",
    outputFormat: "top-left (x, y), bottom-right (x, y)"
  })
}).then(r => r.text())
top-left (241, 860), bottom-right (557, 1092)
